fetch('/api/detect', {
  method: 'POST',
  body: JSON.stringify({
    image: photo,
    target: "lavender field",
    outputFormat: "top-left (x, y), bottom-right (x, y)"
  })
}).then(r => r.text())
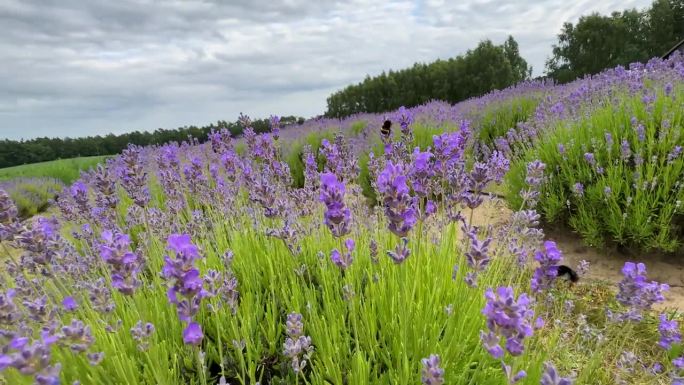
top-left (0, 55), bottom-right (683, 385)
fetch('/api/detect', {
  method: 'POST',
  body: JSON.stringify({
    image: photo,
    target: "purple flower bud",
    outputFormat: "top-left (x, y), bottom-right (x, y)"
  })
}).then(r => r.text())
top-left (620, 140), bottom-right (631, 161)
top-left (502, 361), bottom-right (526, 384)
top-left (0, 189), bottom-right (18, 225)
top-left (668, 146), bottom-right (682, 164)
top-left (409, 148), bottom-right (434, 197)
top-left (420, 354), bottom-right (444, 385)
top-left (387, 237), bottom-right (410, 264)
top-left (658, 313), bottom-right (681, 350)
top-left (377, 161), bottom-right (417, 237)
top-left (481, 286), bottom-right (535, 358)
top-left (616, 262), bottom-right (668, 321)
top-left (604, 132), bottom-right (614, 147)
top-left (319, 172), bottom-right (351, 238)
top-left (87, 352), bottom-right (104, 366)
top-left (531, 241), bottom-right (563, 293)
top-left (99, 230), bottom-right (141, 295)
top-left (62, 297), bottom-right (78, 312)
top-left (182, 322), bottom-right (203, 345)
top-left (572, 183), bottom-right (584, 197)
top-left (603, 186), bottom-right (612, 197)
top-left (540, 361), bottom-right (573, 385)
top-left (283, 312), bottom-right (313, 374)
top-left (162, 234), bottom-right (206, 324)
top-left (557, 143), bottom-right (565, 155)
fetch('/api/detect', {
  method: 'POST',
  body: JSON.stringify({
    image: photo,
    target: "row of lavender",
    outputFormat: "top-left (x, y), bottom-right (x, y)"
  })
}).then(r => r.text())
top-left (284, 54), bottom-right (684, 251)
top-left (0, 56), bottom-right (682, 384)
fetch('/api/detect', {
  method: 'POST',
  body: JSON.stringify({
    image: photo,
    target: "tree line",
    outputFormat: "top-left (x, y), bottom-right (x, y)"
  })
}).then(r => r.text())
top-left (546, 0), bottom-right (684, 83)
top-left (325, 36), bottom-right (532, 118)
top-left (325, 0), bottom-right (683, 118)
top-left (0, 116), bottom-right (304, 169)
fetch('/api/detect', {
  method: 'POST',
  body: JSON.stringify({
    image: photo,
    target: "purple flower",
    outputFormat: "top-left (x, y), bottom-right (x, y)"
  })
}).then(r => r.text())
top-left (270, 115), bottom-right (281, 140)
top-left (99, 230), bottom-right (141, 295)
top-left (330, 238), bottom-right (355, 270)
top-left (572, 183), bottom-right (584, 197)
top-left (69, 181), bottom-right (90, 214)
top-left (635, 123), bottom-right (645, 142)
top-left (319, 172), bottom-right (351, 237)
top-left (182, 322), bottom-right (203, 345)
top-left (658, 313), bottom-right (681, 350)
top-left (387, 237), bottom-right (411, 264)
top-left (531, 241), bottom-right (563, 293)
top-left (604, 132), bottom-right (614, 147)
top-left (674, 356), bottom-right (684, 369)
top-left (377, 161), bottom-right (417, 237)
top-left (283, 312), bottom-right (313, 374)
top-left (61, 319), bottom-right (94, 353)
top-left (162, 234), bottom-right (207, 323)
top-left (462, 223), bottom-right (491, 287)
top-left (540, 362), bottom-right (573, 385)
top-left (577, 260), bottom-right (590, 277)
top-left (425, 200), bottom-right (437, 217)
top-left (131, 321), bottom-right (155, 351)
top-left (615, 262), bottom-right (668, 321)
top-left (583, 153), bottom-right (596, 167)
top-left (432, 129), bottom-right (468, 174)
top-left (118, 145), bottom-right (150, 207)
top-left (520, 160), bottom-right (546, 207)
top-left (0, 189), bottom-right (18, 236)
top-left (396, 106), bottom-right (413, 134)
top-left (167, 233), bottom-right (200, 260)
top-left (620, 140), bottom-right (631, 161)
top-left (557, 143), bottom-right (565, 155)
top-left (501, 361), bottom-right (526, 384)
top-left (62, 297), bottom-right (78, 312)
top-left (668, 146), bottom-right (682, 164)
top-left (487, 151), bottom-right (510, 184)
top-left (409, 148), bottom-right (434, 196)
top-left (481, 286), bottom-right (534, 358)
top-left (421, 354), bottom-right (444, 385)
top-left (603, 186), bottom-right (612, 198)
top-left (480, 331), bottom-right (504, 358)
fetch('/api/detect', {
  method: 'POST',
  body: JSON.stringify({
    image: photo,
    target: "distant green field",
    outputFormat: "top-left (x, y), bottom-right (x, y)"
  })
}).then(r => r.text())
top-left (0, 156), bottom-right (109, 184)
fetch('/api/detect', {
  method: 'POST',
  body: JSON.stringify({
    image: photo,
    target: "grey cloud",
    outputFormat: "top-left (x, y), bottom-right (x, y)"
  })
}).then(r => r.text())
top-left (0, 0), bottom-right (652, 140)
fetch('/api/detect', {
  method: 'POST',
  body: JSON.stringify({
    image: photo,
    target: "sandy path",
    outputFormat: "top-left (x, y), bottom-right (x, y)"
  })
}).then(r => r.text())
top-left (468, 197), bottom-right (684, 310)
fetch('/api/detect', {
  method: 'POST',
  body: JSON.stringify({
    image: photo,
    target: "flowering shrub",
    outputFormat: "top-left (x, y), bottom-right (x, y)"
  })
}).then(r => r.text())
top-left (506, 58), bottom-right (684, 251)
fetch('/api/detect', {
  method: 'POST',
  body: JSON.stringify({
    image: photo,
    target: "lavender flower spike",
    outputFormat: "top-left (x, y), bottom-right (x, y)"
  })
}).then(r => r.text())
top-left (615, 262), bottom-right (668, 321)
top-left (421, 354), bottom-right (445, 385)
top-left (319, 172), bottom-right (351, 237)
top-left (283, 312), bottom-right (313, 374)
top-left (481, 286), bottom-right (535, 358)
top-left (658, 313), bottom-right (681, 350)
top-left (377, 161), bottom-right (417, 237)
top-left (540, 361), bottom-right (573, 385)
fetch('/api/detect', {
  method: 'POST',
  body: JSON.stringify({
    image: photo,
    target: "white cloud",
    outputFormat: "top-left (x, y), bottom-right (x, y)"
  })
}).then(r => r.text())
top-left (0, 0), bottom-right (652, 139)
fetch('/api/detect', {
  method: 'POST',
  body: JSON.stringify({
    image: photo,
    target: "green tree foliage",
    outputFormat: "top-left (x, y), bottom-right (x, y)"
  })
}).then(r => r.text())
top-left (546, 0), bottom-right (684, 82)
top-left (324, 36), bottom-right (532, 118)
top-left (0, 116), bottom-right (304, 169)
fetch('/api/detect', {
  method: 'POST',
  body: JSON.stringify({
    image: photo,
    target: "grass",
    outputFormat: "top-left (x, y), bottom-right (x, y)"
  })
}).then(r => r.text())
top-left (0, 156), bottom-right (109, 184)
top-left (0, 177), bottom-right (64, 218)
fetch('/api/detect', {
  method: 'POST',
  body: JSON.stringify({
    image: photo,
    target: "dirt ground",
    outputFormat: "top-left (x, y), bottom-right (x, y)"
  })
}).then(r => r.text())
top-left (468, 197), bottom-right (684, 311)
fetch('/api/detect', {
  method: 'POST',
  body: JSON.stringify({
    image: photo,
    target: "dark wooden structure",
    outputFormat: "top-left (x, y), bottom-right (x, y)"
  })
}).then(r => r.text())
top-left (662, 39), bottom-right (684, 59)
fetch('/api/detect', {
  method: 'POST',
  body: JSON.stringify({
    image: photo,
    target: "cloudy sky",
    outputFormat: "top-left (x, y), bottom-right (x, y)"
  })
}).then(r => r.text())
top-left (0, 0), bottom-right (652, 140)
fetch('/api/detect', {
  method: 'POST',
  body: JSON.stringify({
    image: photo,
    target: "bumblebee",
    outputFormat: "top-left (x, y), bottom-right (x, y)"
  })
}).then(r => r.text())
top-left (381, 120), bottom-right (392, 137)
top-left (557, 265), bottom-right (579, 284)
